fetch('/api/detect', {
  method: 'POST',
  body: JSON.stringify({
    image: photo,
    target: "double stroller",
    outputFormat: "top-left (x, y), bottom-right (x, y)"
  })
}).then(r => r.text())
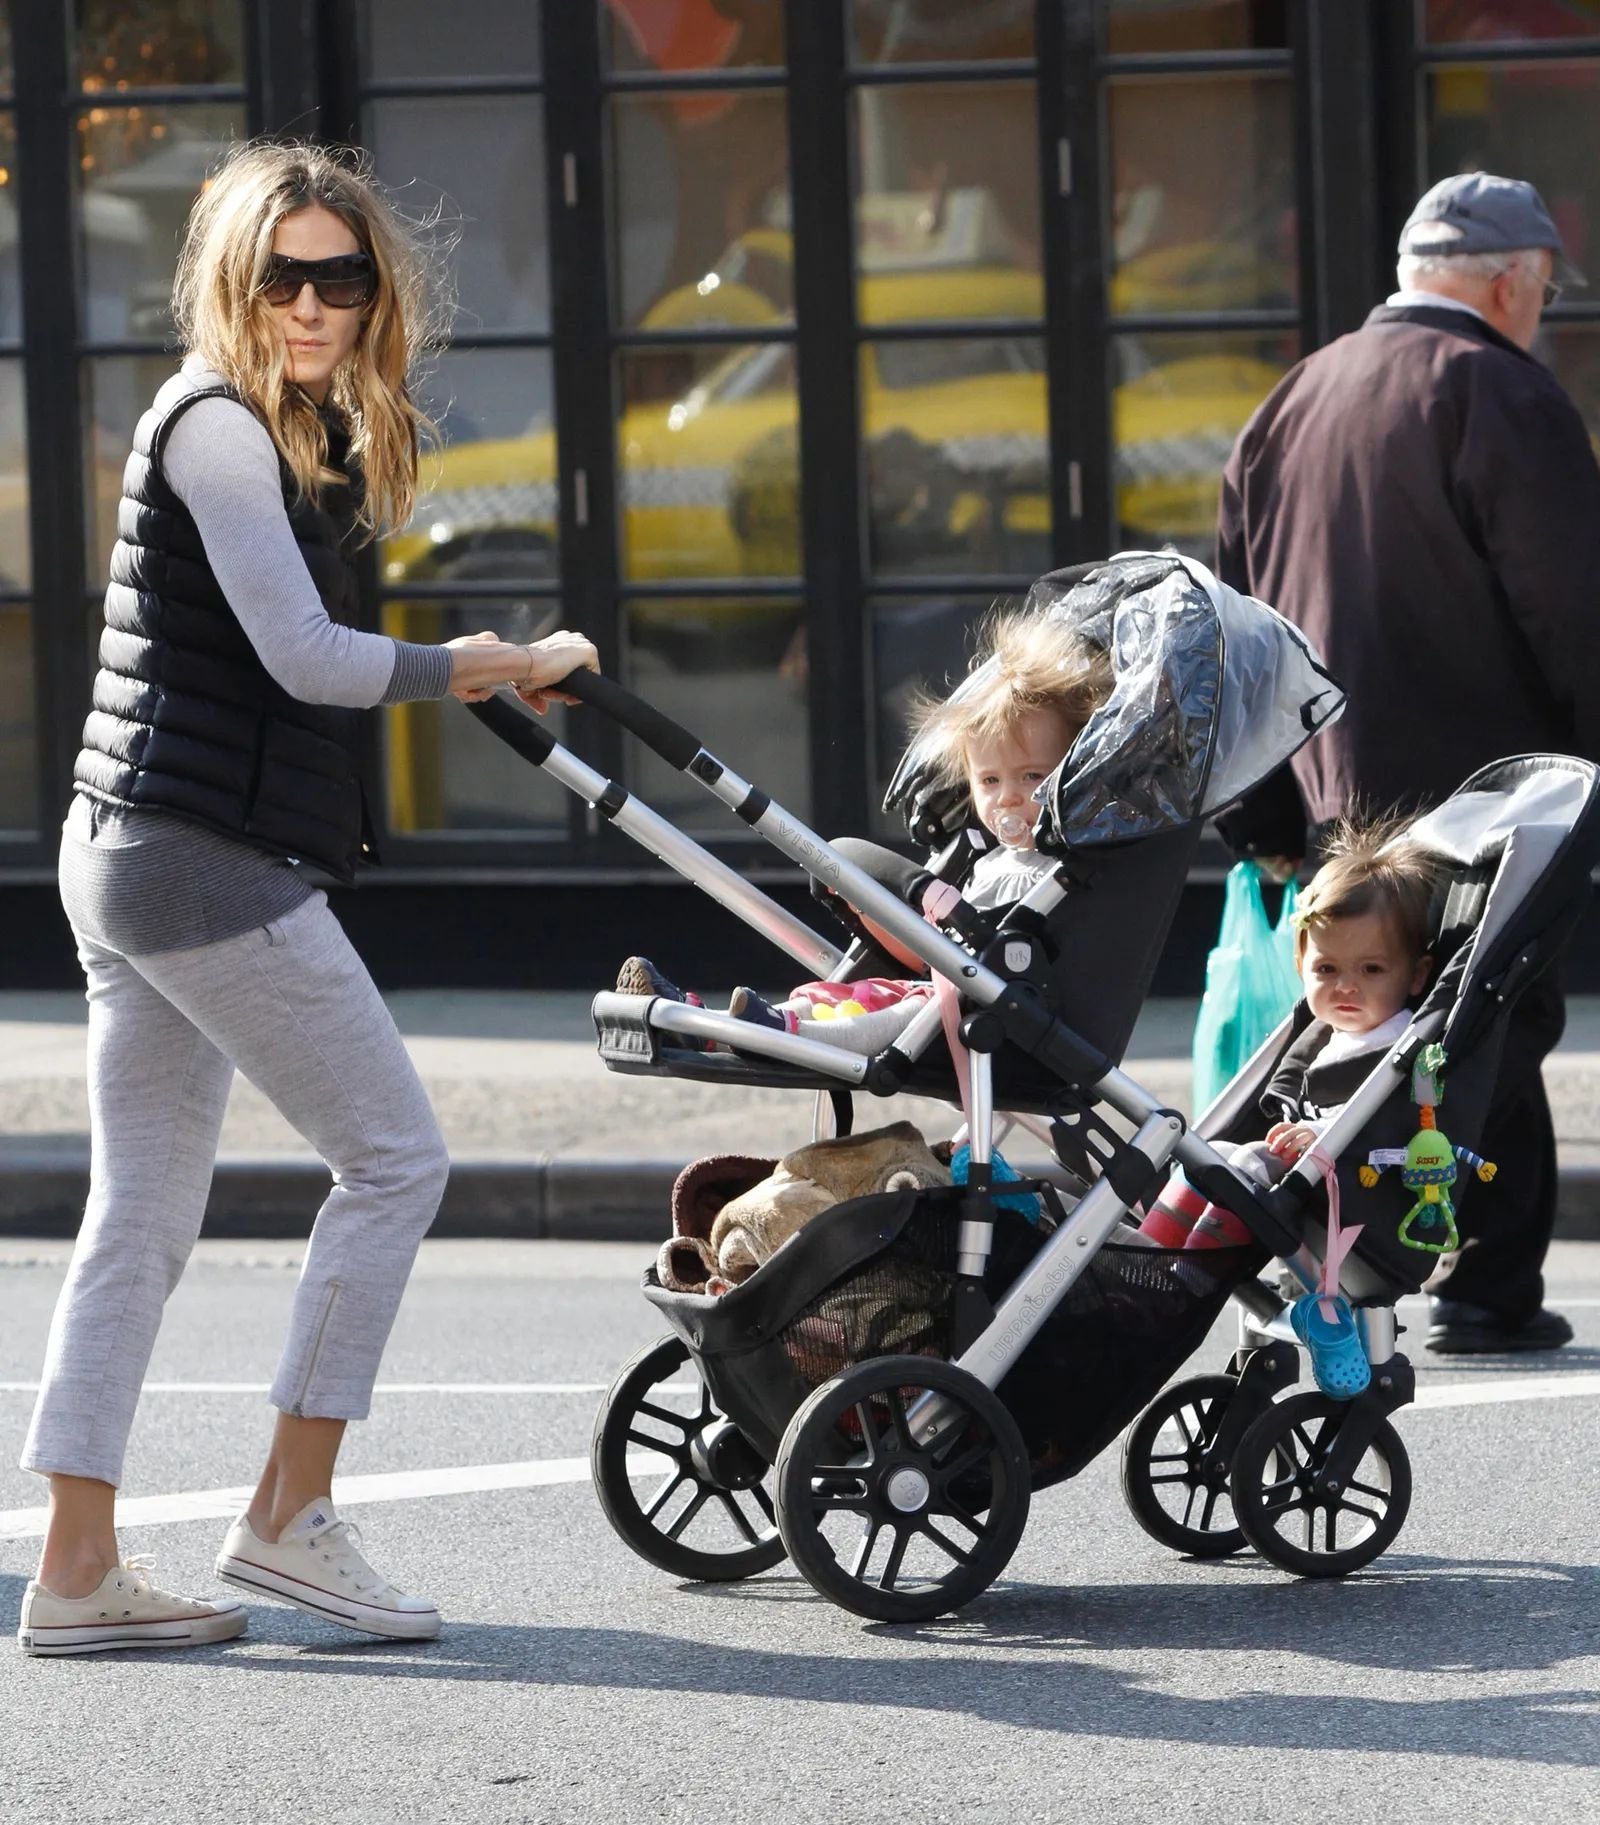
top-left (471, 552), bottom-right (1600, 1622)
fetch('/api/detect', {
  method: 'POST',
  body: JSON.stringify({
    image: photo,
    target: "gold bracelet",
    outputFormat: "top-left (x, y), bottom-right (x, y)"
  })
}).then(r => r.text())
top-left (519, 645), bottom-right (536, 687)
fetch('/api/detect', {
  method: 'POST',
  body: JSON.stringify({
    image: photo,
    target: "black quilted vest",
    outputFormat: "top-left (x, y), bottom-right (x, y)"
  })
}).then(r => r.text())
top-left (73, 377), bottom-right (370, 883)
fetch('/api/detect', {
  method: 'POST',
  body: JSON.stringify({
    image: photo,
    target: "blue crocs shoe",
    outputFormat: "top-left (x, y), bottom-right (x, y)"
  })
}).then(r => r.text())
top-left (1290, 1291), bottom-right (1371, 1399)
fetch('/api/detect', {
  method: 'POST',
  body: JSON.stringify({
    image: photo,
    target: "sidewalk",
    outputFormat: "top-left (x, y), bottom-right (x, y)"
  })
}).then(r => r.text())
top-left (3, 989), bottom-right (1599, 1239)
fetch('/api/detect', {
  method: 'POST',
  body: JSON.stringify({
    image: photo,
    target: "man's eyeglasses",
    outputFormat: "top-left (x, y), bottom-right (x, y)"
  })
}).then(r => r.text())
top-left (259, 252), bottom-right (377, 310)
top-left (1542, 277), bottom-right (1564, 308)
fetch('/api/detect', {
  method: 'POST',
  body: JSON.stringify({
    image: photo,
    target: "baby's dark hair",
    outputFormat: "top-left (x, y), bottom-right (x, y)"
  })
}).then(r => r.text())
top-left (1290, 815), bottom-right (1438, 965)
top-left (907, 607), bottom-right (1114, 794)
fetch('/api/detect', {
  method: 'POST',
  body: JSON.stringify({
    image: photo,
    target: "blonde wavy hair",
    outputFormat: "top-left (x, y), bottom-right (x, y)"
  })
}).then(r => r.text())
top-left (909, 608), bottom-right (1115, 793)
top-left (172, 139), bottom-right (449, 540)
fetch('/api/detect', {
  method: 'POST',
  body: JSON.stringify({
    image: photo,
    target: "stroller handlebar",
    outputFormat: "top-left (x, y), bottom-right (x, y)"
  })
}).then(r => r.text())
top-left (554, 669), bottom-right (701, 772)
top-left (463, 692), bottom-right (559, 762)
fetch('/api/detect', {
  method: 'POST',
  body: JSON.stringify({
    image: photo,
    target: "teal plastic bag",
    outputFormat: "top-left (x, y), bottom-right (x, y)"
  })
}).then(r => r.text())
top-left (1191, 863), bottom-right (1302, 1113)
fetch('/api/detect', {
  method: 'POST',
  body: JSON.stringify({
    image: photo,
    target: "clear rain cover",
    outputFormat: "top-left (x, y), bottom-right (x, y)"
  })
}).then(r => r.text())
top-left (884, 551), bottom-right (1344, 852)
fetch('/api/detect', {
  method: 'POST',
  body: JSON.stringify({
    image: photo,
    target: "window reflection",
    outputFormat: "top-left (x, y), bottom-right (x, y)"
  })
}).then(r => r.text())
top-left (78, 105), bottom-right (242, 340)
top-left (610, 90), bottom-right (791, 329)
top-left (862, 337), bottom-right (1049, 577)
top-left (84, 354), bottom-right (177, 578)
top-left (605, 0), bottom-right (786, 71)
top-left (1422, 1), bottom-right (1600, 43)
top-left (867, 594), bottom-right (997, 835)
top-left (367, 96), bottom-right (549, 335)
top-left (1426, 63), bottom-right (1600, 280)
top-left (623, 598), bottom-right (810, 826)
top-left (851, 0), bottom-right (1033, 63)
top-left (75, 0), bottom-right (243, 87)
top-left (385, 348), bottom-right (560, 593)
top-left (853, 83), bottom-right (1040, 324)
top-left (361, 0), bottom-right (541, 79)
top-left (0, 606), bottom-right (34, 832)
top-left (1540, 325), bottom-right (1600, 460)
top-left (383, 600), bottom-right (569, 834)
top-left (618, 343), bottom-right (801, 581)
top-left (1108, 74), bottom-right (1296, 314)
top-left (0, 360), bottom-right (26, 591)
top-left (1112, 330), bottom-right (1296, 561)
top-left (1105, 0), bottom-right (1287, 54)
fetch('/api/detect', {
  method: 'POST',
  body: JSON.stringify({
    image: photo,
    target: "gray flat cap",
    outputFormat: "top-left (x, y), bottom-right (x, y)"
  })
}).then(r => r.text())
top-left (1399, 171), bottom-right (1583, 283)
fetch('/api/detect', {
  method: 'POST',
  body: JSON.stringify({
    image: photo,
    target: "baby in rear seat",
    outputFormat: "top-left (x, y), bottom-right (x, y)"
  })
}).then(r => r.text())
top-left (616, 608), bottom-right (1114, 1055)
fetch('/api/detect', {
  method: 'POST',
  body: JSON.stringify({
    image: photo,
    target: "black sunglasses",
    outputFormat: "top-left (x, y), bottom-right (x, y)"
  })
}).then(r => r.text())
top-left (260, 251), bottom-right (377, 310)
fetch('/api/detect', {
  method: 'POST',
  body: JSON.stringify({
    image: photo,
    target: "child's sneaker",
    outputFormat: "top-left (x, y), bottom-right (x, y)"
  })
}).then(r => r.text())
top-left (1290, 1291), bottom-right (1372, 1399)
top-left (215, 1500), bottom-right (440, 1641)
top-left (615, 956), bottom-right (697, 1003)
top-left (17, 1557), bottom-right (246, 1656)
top-left (728, 986), bottom-right (795, 1033)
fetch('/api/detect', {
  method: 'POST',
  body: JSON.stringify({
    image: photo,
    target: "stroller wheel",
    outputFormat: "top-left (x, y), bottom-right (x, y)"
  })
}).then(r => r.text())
top-left (1121, 1375), bottom-right (1249, 1559)
top-left (1231, 1391), bottom-right (1412, 1578)
top-left (591, 1335), bottom-right (786, 1582)
top-left (774, 1355), bottom-right (1030, 1624)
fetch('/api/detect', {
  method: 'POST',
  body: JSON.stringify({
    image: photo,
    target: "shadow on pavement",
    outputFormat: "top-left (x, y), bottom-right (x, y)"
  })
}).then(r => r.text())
top-left (191, 1556), bottom-right (1600, 1767)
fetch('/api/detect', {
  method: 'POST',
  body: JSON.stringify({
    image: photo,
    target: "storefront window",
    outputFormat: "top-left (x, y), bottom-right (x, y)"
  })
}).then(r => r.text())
top-left (1421, 1), bottom-right (1600, 43)
top-left (388, 346), bottom-right (560, 593)
top-left (851, 0), bottom-right (1033, 63)
top-left (617, 342), bottom-right (800, 581)
top-left (75, 0), bottom-right (243, 86)
top-left (367, 96), bottom-right (550, 336)
top-left (76, 104), bottom-right (242, 340)
top-left (1105, 0), bottom-right (1288, 54)
top-left (0, 604), bottom-right (34, 831)
top-left (383, 599), bottom-right (570, 835)
top-left (861, 336), bottom-right (1048, 578)
top-left (853, 82), bottom-right (1040, 326)
top-left (1111, 329), bottom-right (1296, 561)
top-left (361, 0), bottom-right (541, 79)
top-left (1425, 62), bottom-right (1600, 279)
top-left (866, 592), bottom-right (999, 835)
top-left (1540, 323), bottom-right (1600, 454)
top-left (610, 89), bottom-right (791, 330)
top-left (1108, 73), bottom-right (1297, 316)
top-left (605, 0), bottom-right (786, 72)
top-left (622, 597), bottom-right (810, 826)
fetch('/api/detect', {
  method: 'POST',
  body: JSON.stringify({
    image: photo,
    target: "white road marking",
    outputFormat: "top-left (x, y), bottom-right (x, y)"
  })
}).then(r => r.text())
top-left (0, 1370), bottom-right (1595, 1543)
top-left (0, 1381), bottom-right (619, 1395)
top-left (0, 1453), bottom-right (667, 1540)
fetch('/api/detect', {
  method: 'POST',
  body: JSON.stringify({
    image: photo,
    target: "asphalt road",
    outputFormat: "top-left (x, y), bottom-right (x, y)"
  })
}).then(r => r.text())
top-left (2, 1238), bottom-right (1598, 1825)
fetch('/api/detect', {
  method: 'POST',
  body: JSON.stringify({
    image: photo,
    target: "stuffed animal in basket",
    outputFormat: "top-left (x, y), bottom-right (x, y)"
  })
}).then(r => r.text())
top-left (656, 1120), bottom-right (951, 1293)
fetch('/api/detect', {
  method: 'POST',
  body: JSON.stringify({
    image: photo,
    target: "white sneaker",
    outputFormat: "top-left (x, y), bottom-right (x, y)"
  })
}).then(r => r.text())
top-left (18, 1557), bottom-right (247, 1657)
top-left (215, 1499), bottom-right (441, 1640)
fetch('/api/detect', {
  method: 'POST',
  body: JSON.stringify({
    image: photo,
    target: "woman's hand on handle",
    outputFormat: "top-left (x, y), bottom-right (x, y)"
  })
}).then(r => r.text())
top-left (514, 629), bottom-right (599, 714)
top-left (445, 629), bottom-right (527, 703)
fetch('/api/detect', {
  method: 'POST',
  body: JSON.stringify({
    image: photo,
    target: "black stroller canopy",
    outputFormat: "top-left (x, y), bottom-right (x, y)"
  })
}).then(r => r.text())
top-left (884, 552), bottom-right (1345, 852)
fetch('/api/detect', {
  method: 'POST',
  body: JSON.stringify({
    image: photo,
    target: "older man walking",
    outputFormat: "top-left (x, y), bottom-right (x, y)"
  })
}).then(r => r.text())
top-left (1215, 172), bottom-right (1600, 1355)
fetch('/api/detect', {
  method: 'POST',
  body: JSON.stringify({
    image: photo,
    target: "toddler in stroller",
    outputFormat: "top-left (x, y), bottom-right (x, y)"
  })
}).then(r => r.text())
top-left (463, 552), bottom-right (1600, 1622)
top-left (615, 605), bottom-right (1115, 1056)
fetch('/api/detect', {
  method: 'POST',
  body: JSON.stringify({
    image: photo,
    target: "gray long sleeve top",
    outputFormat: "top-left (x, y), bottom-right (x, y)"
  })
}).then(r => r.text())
top-left (62, 370), bottom-right (454, 955)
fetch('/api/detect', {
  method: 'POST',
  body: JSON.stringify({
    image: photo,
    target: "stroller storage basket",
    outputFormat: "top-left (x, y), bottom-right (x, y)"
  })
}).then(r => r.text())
top-left (642, 1184), bottom-right (1264, 1487)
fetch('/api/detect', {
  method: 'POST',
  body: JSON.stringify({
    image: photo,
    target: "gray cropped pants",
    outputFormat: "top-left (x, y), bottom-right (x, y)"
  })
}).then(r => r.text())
top-left (22, 892), bottom-right (449, 1487)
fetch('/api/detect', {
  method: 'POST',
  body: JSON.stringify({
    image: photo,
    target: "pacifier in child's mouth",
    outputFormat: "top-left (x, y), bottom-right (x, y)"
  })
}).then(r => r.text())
top-left (993, 801), bottom-right (1043, 850)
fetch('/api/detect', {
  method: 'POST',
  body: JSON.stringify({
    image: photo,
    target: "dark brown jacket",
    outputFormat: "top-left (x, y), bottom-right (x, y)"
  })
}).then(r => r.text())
top-left (1216, 303), bottom-right (1600, 852)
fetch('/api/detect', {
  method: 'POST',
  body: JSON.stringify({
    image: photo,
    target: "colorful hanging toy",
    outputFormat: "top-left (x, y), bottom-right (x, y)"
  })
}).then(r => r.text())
top-left (1357, 1042), bottom-right (1497, 1252)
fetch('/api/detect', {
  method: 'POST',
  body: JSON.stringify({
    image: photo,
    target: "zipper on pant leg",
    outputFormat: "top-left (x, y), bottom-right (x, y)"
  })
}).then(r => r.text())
top-left (292, 1279), bottom-right (343, 1416)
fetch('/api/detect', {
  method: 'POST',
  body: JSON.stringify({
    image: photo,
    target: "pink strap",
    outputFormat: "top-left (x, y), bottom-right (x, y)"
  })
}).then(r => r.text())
top-left (921, 881), bottom-right (971, 1125)
top-left (1307, 1146), bottom-right (1363, 1322)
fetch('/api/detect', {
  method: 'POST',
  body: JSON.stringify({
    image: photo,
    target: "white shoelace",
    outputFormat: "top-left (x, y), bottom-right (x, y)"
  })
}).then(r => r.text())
top-left (304, 1519), bottom-right (393, 1600)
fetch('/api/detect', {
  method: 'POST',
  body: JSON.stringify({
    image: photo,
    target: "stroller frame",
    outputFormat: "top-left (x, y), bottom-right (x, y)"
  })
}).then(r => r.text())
top-left (469, 663), bottom-right (1438, 1618)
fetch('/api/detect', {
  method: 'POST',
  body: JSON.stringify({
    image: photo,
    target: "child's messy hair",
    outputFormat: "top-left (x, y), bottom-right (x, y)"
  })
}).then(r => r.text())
top-left (907, 608), bottom-right (1115, 795)
top-left (1290, 814), bottom-right (1438, 965)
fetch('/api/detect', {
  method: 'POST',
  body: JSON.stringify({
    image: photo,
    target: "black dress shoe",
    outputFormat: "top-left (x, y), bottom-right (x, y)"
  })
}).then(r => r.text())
top-left (1426, 1299), bottom-right (1574, 1355)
